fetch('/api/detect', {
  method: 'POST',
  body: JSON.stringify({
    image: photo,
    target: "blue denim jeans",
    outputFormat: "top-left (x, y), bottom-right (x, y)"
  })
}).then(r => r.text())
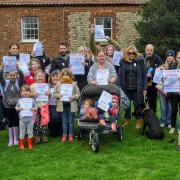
top-left (62, 107), bottom-right (74, 136)
top-left (124, 90), bottom-right (141, 119)
top-left (159, 93), bottom-right (171, 125)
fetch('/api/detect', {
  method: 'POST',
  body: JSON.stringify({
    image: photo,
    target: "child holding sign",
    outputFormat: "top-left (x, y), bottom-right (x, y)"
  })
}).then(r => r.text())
top-left (48, 70), bottom-right (62, 137)
top-left (0, 64), bottom-right (24, 147)
top-left (16, 85), bottom-right (37, 150)
top-left (30, 70), bottom-right (51, 144)
top-left (54, 68), bottom-right (80, 143)
top-left (24, 58), bottom-right (42, 86)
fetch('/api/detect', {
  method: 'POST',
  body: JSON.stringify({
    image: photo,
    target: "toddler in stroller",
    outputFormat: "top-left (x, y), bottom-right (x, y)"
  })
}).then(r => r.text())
top-left (97, 95), bottom-right (119, 132)
top-left (78, 84), bottom-right (123, 152)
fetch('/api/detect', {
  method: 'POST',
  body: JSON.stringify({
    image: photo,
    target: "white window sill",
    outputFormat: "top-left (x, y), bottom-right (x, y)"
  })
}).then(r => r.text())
top-left (20, 39), bottom-right (39, 43)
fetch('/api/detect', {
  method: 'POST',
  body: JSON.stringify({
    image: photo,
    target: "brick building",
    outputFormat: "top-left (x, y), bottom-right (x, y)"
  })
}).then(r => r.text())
top-left (0, 0), bottom-right (148, 59)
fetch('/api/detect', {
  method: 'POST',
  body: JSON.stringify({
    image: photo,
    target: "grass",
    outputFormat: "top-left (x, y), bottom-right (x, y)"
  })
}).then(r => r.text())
top-left (0, 102), bottom-right (180, 180)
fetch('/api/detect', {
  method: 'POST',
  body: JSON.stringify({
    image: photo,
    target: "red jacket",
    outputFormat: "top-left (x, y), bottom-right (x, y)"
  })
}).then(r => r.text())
top-left (25, 70), bottom-right (46, 85)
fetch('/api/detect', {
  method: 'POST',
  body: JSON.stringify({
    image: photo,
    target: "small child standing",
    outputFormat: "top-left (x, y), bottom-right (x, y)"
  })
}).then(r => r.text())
top-left (55, 68), bottom-right (80, 143)
top-left (16, 85), bottom-right (37, 150)
top-left (48, 70), bottom-right (62, 137)
top-left (30, 70), bottom-right (51, 144)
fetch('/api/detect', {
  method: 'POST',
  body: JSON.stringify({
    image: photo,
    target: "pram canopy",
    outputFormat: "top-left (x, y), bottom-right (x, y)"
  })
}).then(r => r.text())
top-left (80, 84), bottom-right (120, 102)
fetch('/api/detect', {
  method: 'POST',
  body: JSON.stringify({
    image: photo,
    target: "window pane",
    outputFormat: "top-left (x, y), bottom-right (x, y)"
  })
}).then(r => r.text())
top-left (21, 17), bottom-right (39, 40)
top-left (104, 18), bottom-right (112, 28)
top-left (95, 17), bottom-right (103, 25)
top-left (104, 29), bottom-right (111, 37)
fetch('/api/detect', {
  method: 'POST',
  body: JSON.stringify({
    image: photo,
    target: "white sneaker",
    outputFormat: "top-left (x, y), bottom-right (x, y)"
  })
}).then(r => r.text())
top-left (169, 128), bottom-right (175, 134)
top-left (167, 124), bottom-right (171, 128)
top-left (160, 123), bottom-right (165, 128)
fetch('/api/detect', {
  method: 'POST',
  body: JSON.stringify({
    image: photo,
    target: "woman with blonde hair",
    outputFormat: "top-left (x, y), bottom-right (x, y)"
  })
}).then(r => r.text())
top-left (118, 46), bottom-right (147, 129)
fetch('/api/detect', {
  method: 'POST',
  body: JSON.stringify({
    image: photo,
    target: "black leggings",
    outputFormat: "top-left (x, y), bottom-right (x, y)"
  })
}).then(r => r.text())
top-left (5, 108), bottom-right (19, 128)
top-left (170, 94), bottom-right (180, 128)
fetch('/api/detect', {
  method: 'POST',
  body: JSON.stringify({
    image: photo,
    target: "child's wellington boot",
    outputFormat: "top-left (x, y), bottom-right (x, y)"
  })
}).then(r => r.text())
top-left (28, 138), bottom-right (33, 150)
top-left (20, 139), bottom-right (24, 150)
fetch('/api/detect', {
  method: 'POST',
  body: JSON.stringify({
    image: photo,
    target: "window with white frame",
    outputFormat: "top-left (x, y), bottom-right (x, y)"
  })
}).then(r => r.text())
top-left (21, 17), bottom-right (39, 42)
top-left (94, 17), bottom-right (112, 41)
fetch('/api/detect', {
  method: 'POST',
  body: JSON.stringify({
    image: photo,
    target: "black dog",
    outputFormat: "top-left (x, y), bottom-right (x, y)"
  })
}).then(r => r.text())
top-left (141, 108), bottom-right (164, 140)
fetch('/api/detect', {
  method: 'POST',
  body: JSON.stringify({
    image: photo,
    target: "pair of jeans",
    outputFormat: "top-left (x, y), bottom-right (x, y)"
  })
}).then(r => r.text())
top-left (170, 94), bottom-right (180, 128)
top-left (159, 93), bottom-right (171, 126)
top-left (62, 107), bottom-right (74, 136)
top-left (124, 89), bottom-right (141, 119)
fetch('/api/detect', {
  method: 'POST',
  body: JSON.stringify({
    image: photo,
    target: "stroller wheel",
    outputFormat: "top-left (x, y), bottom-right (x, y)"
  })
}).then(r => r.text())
top-left (78, 128), bottom-right (83, 141)
top-left (90, 132), bottom-right (99, 153)
top-left (117, 126), bottom-right (123, 142)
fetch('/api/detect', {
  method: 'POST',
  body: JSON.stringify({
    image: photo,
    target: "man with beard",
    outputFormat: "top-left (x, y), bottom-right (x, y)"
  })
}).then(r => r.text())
top-left (143, 44), bottom-right (163, 113)
top-left (51, 43), bottom-right (69, 73)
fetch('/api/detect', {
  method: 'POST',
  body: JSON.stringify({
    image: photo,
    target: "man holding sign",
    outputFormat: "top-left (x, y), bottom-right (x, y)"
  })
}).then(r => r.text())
top-left (51, 43), bottom-right (69, 73)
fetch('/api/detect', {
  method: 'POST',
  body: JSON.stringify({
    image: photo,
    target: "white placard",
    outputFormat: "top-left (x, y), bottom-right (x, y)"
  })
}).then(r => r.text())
top-left (97, 91), bottom-right (112, 112)
top-left (19, 61), bottom-right (30, 76)
top-left (95, 25), bottom-right (105, 39)
top-left (33, 42), bottom-right (43, 57)
top-left (36, 83), bottom-right (49, 102)
top-left (3, 56), bottom-right (16, 72)
top-left (70, 53), bottom-right (85, 75)
top-left (60, 84), bottom-right (73, 102)
top-left (19, 53), bottom-right (30, 65)
top-left (153, 68), bottom-right (163, 84)
top-left (96, 69), bottom-right (109, 85)
top-left (112, 51), bottom-right (123, 66)
top-left (19, 98), bottom-right (33, 117)
top-left (163, 69), bottom-right (180, 92)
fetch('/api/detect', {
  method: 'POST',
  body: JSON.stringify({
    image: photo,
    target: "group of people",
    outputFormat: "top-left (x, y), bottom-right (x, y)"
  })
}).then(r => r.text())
top-left (0, 25), bottom-right (180, 151)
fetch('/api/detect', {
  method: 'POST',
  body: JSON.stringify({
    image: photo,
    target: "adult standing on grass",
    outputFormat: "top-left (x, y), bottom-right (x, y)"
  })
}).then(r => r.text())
top-left (51, 43), bottom-right (70, 73)
top-left (166, 50), bottom-right (180, 135)
top-left (156, 50), bottom-right (174, 131)
top-left (87, 50), bottom-right (117, 85)
top-left (118, 46), bottom-right (147, 129)
top-left (143, 44), bottom-right (163, 113)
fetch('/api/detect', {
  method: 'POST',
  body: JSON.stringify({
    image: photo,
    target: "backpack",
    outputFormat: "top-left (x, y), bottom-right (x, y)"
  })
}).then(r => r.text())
top-left (3, 80), bottom-right (20, 108)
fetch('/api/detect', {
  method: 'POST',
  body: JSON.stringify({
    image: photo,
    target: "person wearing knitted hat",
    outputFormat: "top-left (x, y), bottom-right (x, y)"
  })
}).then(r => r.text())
top-left (156, 50), bottom-right (175, 132)
top-left (109, 95), bottom-right (120, 132)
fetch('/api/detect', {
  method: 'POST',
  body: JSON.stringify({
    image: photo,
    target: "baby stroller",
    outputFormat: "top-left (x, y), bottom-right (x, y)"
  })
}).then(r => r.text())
top-left (78, 84), bottom-right (123, 153)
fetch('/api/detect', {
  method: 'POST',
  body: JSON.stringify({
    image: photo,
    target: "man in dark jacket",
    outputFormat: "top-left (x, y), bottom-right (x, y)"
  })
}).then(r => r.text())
top-left (51, 43), bottom-right (69, 73)
top-left (143, 44), bottom-right (163, 113)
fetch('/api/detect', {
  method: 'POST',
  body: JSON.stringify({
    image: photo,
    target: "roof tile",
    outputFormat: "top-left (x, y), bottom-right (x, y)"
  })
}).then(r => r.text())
top-left (0, 0), bottom-right (148, 6)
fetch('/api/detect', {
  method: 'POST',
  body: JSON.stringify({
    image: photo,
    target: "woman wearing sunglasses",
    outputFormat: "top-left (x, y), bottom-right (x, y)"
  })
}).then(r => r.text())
top-left (118, 46), bottom-right (147, 129)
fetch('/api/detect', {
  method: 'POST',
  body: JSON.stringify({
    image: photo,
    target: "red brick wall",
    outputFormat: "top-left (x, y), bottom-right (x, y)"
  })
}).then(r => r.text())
top-left (0, 5), bottom-right (141, 60)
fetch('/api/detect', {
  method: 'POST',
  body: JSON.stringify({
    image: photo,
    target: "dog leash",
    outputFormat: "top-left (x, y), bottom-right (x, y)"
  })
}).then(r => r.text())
top-left (142, 95), bottom-right (149, 114)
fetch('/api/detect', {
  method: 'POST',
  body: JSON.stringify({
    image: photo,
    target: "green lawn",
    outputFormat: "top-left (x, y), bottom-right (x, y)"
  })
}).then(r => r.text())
top-left (0, 103), bottom-right (180, 180)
